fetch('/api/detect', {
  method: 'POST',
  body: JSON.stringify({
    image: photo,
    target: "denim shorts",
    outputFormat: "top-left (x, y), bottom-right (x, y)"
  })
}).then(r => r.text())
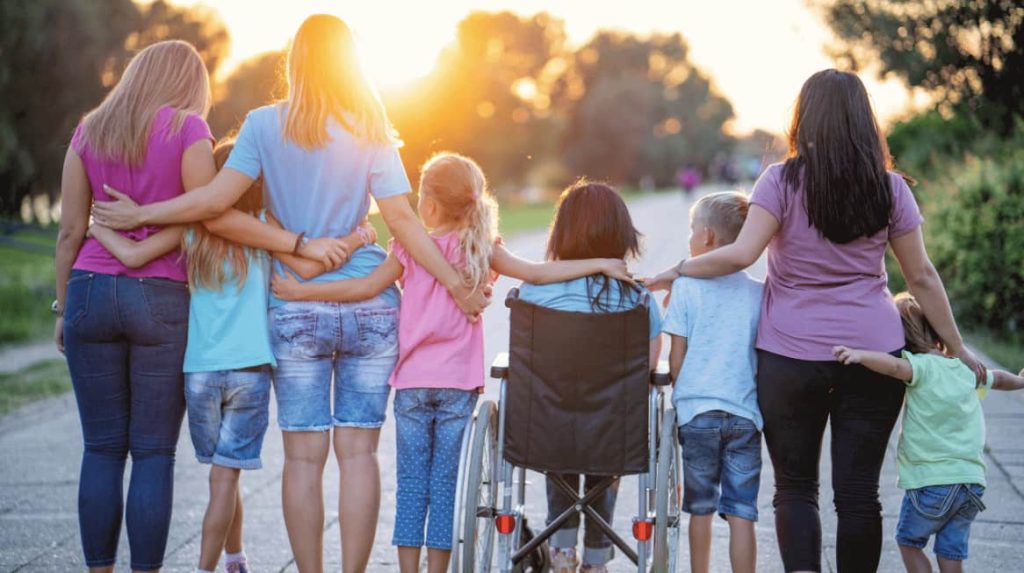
top-left (270, 297), bottom-right (399, 431)
top-left (896, 483), bottom-right (985, 561)
top-left (185, 367), bottom-right (272, 470)
top-left (677, 410), bottom-right (762, 521)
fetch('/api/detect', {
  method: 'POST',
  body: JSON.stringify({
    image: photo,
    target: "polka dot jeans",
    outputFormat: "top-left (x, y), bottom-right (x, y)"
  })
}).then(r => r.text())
top-left (392, 388), bottom-right (478, 549)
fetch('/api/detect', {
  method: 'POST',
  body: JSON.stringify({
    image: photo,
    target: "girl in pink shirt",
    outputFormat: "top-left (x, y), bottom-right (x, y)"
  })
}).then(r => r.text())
top-left (272, 152), bottom-right (631, 573)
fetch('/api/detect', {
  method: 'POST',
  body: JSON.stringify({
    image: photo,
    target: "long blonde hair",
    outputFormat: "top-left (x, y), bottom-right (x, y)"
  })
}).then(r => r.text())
top-left (284, 14), bottom-right (398, 148)
top-left (420, 153), bottom-right (498, 289)
top-left (81, 40), bottom-right (210, 165)
top-left (185, 140), bottom-right (263, 291)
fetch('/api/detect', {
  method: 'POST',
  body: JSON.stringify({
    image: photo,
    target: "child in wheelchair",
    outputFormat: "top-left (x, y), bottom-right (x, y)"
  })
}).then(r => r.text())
top-left (272, 154), bottom-right (632, 573)
top-left (657, 191), bottom-right (764, 573)
top-left (518, 181), bottom-right (663, 573)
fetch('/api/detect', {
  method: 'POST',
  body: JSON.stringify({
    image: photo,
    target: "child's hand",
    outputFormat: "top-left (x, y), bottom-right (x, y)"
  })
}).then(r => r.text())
top-left (639, 266), bottom-right (682, 292)
top-left (357, 219), bottom-right (377, 246)
top-left (271, 272), bottom-right (305, 301)
top-left (599, 259), bottom-right (635, 285)
top-left (833, 345), bottom-right (864, 365)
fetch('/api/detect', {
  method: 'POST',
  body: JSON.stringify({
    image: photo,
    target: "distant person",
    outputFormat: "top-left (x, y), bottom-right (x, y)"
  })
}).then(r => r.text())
top-left (677, 166), bottom-right (701, 197)
top-left (663, 191), bottom-right (763, 573)
top-left (834, 293), bottom-right (1024, 573)
top-left (272, 154), bottom-right (631, 573)
top-left (646, 69), bottom-right (985, 572)
top-left (92, 15), bottom-right (490, 572)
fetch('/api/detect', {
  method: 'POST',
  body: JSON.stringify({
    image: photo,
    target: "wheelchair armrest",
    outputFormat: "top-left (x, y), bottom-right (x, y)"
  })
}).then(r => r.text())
top-left (490, 352), bottom-right (510, 379)
top-left (505, 288), bottom-right (520, 308)
top-left (651, 359), bottom-right (672, 386)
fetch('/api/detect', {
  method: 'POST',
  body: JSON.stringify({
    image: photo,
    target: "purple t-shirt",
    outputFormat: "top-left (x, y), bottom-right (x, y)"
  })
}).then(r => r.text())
top-left (750, 163), bottom-right (924, 361)
top-left (71, 107), bottom-right (213, 281)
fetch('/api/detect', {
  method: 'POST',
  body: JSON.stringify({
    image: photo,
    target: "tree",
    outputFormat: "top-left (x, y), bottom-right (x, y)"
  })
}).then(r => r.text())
top-left (555, 31), bottom-right (735, 186)
top-left (823, 0), bottom-right (1024, 128)
top-left (208, 51), bottom-right (286, 138)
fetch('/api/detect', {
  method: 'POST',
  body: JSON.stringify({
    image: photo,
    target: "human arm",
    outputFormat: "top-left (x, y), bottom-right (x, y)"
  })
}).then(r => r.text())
top-left (87, 224), bottom-right (184, 269)
top-left (377, 194), bottom-right (489, 319)
top-left (490, 243), bottom-right (635, 285)
top-left (272, 254), bottom-right (403, 302)
top-left (668, 335), bottom-right (687, 381)
top-left (889, 227), bottom-right (986, 384)
top-left (643, 206), bottom-right (779, 290)
top-left (832, 345), bottom-right (913, 382)
top-left (53, 148), bottom-right (91, 353)
top-left (992, 369), bottom-right (1024, 391)
top-left (271, 215), bottom-right (376, 280)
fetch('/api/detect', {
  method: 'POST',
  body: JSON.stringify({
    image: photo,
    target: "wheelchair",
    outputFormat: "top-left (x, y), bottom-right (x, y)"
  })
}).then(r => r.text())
top-left (451, 288), bottom-right (682, 572)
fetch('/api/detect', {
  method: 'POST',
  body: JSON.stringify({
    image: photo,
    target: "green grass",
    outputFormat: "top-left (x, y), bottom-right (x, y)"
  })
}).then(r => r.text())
top-left (0, 359), bottom-right (70, 415)
top-left (968, 330), bottom-right (1024, 372)
top-left (0, 229), bottom-right (57, 345)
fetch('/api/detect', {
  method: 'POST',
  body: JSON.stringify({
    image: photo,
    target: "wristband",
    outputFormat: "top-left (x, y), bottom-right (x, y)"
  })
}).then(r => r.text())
top-left (674, 258), bottom-right (688, 276)
top-left (292, 232), bottom-right (308, 256)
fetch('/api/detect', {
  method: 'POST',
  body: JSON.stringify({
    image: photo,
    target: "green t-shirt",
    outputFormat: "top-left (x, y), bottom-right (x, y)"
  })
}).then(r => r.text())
top-left (897, 352), bottom-right (994, 490)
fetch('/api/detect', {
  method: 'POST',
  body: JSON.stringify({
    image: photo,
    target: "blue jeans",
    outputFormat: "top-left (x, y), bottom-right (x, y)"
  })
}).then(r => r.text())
top-left (63, 271), bottom-right (188, 570)
top-left (678, 410), bottom-right (762, 521)
top-left (185, 367), bottom-right (272, 470)
top-left (896, 484), bottom-right (985, 561)
top-left (392, 388), bottom-right (478, 549)
top-left (270, 298), bottom-right (398, 431)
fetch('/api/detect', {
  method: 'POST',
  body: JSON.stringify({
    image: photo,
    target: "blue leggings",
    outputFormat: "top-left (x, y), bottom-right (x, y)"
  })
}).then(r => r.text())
top-left (392, 388), bottom-right (478, 549)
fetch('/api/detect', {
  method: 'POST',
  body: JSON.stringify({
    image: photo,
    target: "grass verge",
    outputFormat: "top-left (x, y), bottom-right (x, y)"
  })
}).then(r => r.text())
top-left (0, 229), bottom-right (57, 344)
top-left (968, 330), bottom-right (1023, 372)
top-left (0, 360), bottom-right (70, 416)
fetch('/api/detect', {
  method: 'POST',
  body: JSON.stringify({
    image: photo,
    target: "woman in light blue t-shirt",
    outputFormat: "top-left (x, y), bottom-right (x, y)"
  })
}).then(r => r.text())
top-left (519, 181), bottom-right (661, 572)
top-left (89, 14), bottom-right (490, 572)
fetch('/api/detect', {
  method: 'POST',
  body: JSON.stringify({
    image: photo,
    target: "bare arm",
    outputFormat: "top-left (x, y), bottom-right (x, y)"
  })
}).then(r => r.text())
top-left (644, 206), bottom-right (779, 290)
top-left (992, 370), bottom-right (1024, 391)
top-left (833, 345), bottom-right (913, 382)
top-left (649, 334), bottom-right (663, 373)
top-left (272, 254), bottom-right (403, 302)
top-left (54, 148), bottom-right (92, 352)
top-left (377, 195), bottom-right (489, 319)
top-left (889, 227), bottom-right (985, 383)
top-left (271, 214), bottom-right (375, 281)
top-left (490, 244), bottom-right (634, 285)
top-left (668, 335), bottom-right (688, 383)
top-left (88, 224), bottom-right (185, 269)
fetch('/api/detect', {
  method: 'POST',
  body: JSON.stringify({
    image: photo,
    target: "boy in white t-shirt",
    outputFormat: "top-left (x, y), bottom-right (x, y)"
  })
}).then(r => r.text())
top-left (661, 191), bottom-right (764, 573)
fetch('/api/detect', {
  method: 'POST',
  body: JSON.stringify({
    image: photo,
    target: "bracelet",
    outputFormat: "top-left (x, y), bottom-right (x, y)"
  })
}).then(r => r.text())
top-left (292, 232), bottom-right (307, 256)
top-left (674, 258), bottom-right (688, 276)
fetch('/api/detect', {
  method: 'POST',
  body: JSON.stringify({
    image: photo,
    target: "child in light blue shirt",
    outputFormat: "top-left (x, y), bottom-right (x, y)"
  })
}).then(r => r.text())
top-left (662, 191), bottom-right (763, 573)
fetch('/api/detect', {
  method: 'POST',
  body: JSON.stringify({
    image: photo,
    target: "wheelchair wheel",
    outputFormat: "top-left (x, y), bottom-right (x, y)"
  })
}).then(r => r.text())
top-left (652, 407), bottom-right (681, 572)
top-left (457, 399), bottom-right (499, 572)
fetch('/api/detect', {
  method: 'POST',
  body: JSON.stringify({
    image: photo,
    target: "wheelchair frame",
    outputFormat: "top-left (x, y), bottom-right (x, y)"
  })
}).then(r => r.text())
top-left (450, 292), bottom-right (682, 573)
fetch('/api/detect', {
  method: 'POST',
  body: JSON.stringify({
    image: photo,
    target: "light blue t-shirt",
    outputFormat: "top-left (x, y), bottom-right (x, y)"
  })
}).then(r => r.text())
top-left (662, 272), bottom-right (764, 429)
top-left (518, 277), bottom-right (662, 340)
top-left (182, 228), bottom-right (276, 373)
top-left (225, 104), bottom-right (411, 307)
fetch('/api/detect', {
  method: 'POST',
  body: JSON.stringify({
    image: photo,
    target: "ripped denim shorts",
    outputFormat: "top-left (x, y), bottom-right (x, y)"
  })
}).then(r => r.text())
top-left (270, 297), bottom-right (399, 432)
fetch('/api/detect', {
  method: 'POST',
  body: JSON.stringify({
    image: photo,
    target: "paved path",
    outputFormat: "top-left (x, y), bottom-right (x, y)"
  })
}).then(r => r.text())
top-left (3, 190), bottom-right (1024, 571)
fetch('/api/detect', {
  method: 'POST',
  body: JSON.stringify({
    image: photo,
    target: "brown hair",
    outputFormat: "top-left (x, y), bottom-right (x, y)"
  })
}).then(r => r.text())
top-left (419, 153), bottom-right (498, 289)
top-left (894, 292), bottom-right (941, 354)
top-left (185, 139), bottom-right (263, 290)
top-left (546, 180), bottom-right (642, 310)
top-left (691, 191), bottom-right (750, 245)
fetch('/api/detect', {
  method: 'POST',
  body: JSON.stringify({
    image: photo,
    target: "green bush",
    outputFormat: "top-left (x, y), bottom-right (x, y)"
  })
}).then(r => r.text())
top-left (926, 152), bottom-right (1024, 336)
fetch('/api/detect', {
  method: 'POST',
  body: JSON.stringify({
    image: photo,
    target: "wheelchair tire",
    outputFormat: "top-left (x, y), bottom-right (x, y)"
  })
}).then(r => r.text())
top-left (652, 407), bottom-right (681, 572)
top-left (459, 399), bottom-right (499, 572)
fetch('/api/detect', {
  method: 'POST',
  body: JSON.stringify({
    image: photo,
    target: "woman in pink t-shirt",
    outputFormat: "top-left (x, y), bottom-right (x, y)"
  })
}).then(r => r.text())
top-left (647, 70), bottom-right (984, 572)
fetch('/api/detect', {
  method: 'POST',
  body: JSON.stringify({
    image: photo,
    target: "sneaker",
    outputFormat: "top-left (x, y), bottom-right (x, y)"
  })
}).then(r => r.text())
top-left (550, 547), bottom-right (578, 573)
top-left (225, 560), bottom-right (249, 573)
top-left (580, 565), bottom-right (608, 573)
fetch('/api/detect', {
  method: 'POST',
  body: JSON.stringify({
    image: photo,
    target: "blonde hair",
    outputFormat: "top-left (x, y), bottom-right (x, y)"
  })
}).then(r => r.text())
top-left (420, 153), bottom-right (498, 289)
top-left (894, 292), bottom-right (941, 354)
top-left (185, 139), bottom-right (263, 291)
top-left (691, 191), bottom-right (750, 245)
top-left (283, 14), bottom-right (398, 148)
top-left (81, 40), bottom-right (210, 165)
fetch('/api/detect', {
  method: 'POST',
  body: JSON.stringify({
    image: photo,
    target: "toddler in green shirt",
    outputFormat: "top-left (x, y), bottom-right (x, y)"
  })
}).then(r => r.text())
top-left (833, 292), bottom-right (1024, 573)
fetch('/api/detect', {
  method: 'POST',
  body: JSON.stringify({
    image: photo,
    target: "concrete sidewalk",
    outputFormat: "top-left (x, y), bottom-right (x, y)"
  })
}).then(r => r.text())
top-left (2, 190), bottom-right (1023, 572)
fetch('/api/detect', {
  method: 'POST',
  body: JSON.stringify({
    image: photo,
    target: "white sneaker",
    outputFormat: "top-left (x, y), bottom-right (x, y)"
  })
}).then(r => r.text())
top-left (550, 547), bottom-right (579, 573)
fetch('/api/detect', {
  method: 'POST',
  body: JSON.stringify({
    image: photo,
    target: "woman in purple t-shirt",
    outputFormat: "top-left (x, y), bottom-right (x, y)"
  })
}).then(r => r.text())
top-left (648, 70), bottom-right (984, 572)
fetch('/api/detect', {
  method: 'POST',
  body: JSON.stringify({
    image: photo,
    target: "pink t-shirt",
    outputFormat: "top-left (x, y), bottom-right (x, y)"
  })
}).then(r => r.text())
top-left (388, 233), bottom-right (487, 391)
top-left (750, 163), bottom-right (924, 361)
top-left (71, 107), bottom-right (213, 281)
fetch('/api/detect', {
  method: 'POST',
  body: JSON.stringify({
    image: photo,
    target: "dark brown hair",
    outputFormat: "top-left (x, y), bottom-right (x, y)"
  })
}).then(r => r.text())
top-left (546, 180), bottom-right (642, 310)
top-left (783, 69), bottom-right (894, 244)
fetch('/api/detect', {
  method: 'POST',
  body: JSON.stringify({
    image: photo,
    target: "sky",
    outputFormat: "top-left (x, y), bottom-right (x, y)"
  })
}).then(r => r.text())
top-left (171, 0), bottom-right (924, 135)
